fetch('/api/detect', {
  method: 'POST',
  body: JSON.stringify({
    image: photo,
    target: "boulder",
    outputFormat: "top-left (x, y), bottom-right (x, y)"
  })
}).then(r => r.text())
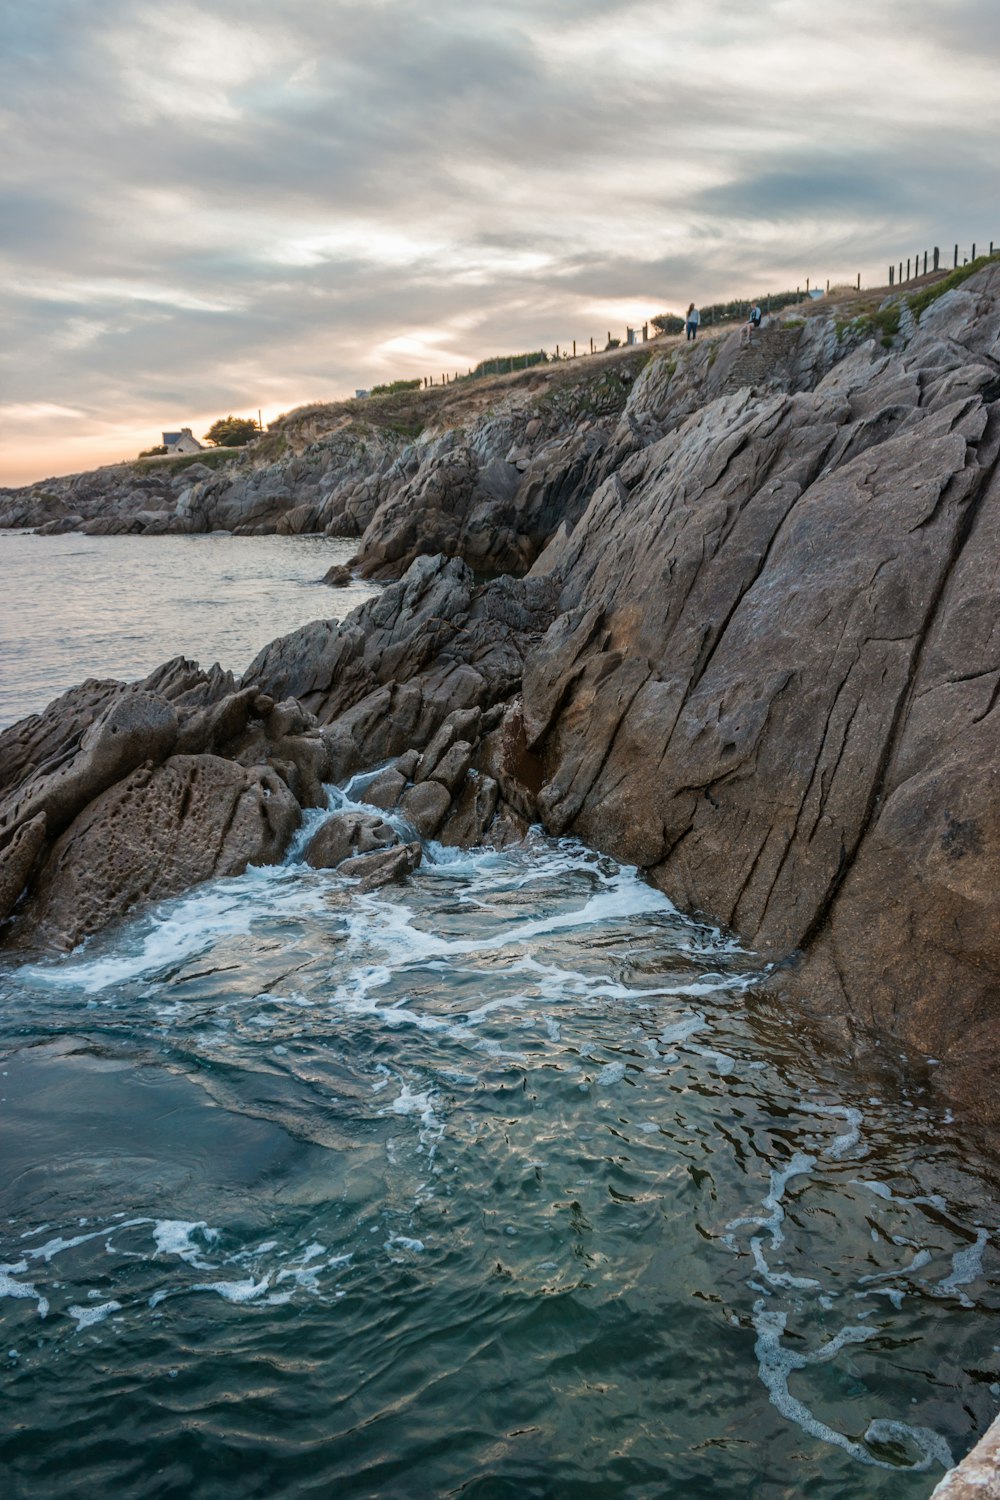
top-left (438, 773), bottom-right (500, 847)
top-left (303, 809), bottom-right (400, 869)
top-left (399, 780), bottom-right (452, 837)
top-left (339, 841), bottom-right (422, 889)
top-left (362, 768), bottom-right (408, 811)
top-left (15, 756), bottom-right (300, 950)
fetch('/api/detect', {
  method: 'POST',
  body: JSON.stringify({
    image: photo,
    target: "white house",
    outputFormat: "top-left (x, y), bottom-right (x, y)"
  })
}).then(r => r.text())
top-left (162, 427), bottom-right (204, 454)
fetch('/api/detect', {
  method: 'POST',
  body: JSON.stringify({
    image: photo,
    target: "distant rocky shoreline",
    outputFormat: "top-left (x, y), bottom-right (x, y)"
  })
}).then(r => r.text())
top-left (3, 267), bottom-right (1000, 1133)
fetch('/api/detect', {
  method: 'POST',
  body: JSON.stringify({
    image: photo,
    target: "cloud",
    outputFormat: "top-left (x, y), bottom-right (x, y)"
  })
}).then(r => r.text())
top-left (1, 0), bottom-right (999, 485)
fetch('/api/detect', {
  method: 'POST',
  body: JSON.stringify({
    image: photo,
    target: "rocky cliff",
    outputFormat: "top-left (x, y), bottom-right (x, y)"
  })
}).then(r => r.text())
top-left (3, 263), bottom-right (1000, 1126)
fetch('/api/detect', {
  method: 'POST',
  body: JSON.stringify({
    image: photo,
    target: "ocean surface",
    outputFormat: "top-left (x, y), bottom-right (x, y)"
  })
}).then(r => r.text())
top-left (1, 537), bottom-right (999, 1500)
top-left (0, 530), bottom-right (377, 730)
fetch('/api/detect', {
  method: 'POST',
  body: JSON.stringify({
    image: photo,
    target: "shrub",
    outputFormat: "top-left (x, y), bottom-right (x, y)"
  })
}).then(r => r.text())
top-left (470, 351), bottom-right (548, 379)
top-left (138, 444), bottom-right (167, 457)
top-left (370, 378), bottom-right (423, 396)
top-left (204, 415), bottom-right (258, 447)
top-left (651, 314), bottom-right (685, 336)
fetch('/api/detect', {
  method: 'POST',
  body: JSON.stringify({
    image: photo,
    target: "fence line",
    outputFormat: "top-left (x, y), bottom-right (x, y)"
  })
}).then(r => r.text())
top-left (888, 239), bottom-right (997, 287)
top-left (395, 238), bottom-right (1000, 392)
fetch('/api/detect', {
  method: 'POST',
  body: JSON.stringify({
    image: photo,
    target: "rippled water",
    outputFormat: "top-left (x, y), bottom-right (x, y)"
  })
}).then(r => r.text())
top-left (1, 771), bottom-right (998, 1499)
top-left (0, 531), bottom-right (376, 729)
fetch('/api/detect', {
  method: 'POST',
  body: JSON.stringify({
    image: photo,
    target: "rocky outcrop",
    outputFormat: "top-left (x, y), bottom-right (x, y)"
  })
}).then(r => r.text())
top-left (243, 553), bottom-right (557, 786)
top-left (18, 756), bottom-right (300, 950)
top-left (0, 353), bottom-right (654, 570)
top-left (0, 659), bottom-right (334, 949)
top-left (513, 262), bottom-right (1000, 1122)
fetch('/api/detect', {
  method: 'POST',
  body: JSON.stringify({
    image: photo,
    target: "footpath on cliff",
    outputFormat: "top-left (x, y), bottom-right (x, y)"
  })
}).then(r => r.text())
top-left (2, 259), bottom-right (1000, 1156)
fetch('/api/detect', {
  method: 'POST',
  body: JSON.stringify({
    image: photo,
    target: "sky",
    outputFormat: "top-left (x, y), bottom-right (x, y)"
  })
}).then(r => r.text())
top-left (2, 0), bottom-right (999, 488)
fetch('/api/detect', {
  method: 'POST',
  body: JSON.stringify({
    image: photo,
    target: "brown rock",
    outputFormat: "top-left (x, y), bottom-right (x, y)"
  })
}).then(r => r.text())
top-left (426, 741), bottom-right (473, 795)
top-left (0, 691), bottom-right (179, 846)
top-left (339, 841), bottom-right (422, 889)
top-left (0, 812), bottom-right (47, 922)
top-left (438, 774), bottom-right (499, 846)
top-left (363, 768), bottom-right (408, 810)
top-left (322, 564), bottom-right (352, 587)
top-left (399, 779), bottom-right (452, 837)
top-left (303, 809), bottom-right (399, 869)
top-left (15, 756), bottom-right (300, 950)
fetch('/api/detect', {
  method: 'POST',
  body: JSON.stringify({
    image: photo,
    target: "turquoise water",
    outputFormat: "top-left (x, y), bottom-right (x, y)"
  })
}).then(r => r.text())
top-left (1, 781), bottom-right (998, 1499)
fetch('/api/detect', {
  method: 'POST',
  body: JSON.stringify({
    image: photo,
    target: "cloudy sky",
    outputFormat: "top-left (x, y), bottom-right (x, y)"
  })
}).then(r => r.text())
top-left (2, 0), bottom-right (998, 486)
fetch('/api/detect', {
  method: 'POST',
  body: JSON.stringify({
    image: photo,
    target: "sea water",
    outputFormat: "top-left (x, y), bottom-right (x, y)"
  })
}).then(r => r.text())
top-left (1, 794), bottom-right (998, 1499)
top-left (0, 530), bottom-right (376, 729)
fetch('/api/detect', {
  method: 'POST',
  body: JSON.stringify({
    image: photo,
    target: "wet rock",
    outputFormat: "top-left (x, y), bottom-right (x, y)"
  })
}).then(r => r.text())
top-left (322, 564), bottom-right (352, 587)
top-left (244, 555), bottom-right (556, 782)
top-left (399, 780), bottom-right (452, 838)
top-left (303, 810), bottom-right (400, 869)
top-left (0, 691), bottom-right (179, 847)
top-left (16, 757), bottom-right (299, 950)
top-left (339, 841), bottom-right (422, 889)
top-left (426, 741), bottom-right (474, 795)
top-left (0, 813), bottom-right (47, 923)
top-left (438, 773), bottom-right (500, 847)
top-left (512, 263), bottom-right (1000, 1122)
top-left (363, 768), bottom-right (408, 811)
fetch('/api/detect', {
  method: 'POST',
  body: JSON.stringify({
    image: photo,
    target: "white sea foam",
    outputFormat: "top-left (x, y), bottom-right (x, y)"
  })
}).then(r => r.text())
top-left (0, 1268), bottom-right (49, 1318)
top-left (152, 1221), bottom-right (220, 1268)
top-left (19, 868), bottom-right (329, 994)
top-left (800, 1103), bottom-right (866, 1159)
top-left (725, 1153), bottom-right (816, 1251)
top-left (753, 1301), bottom-right (952, 1472)
top-left (385, 1236), bottom-right (425, 1254)
top-left (596, 1061), bottom-right (627, 1086)
top-left (68, 1300), bottom-right (121, 1331)
top-left (938, 1227), bottom-right (990, 1305)
top-left (191, 1277), bottom-right (271, 1304)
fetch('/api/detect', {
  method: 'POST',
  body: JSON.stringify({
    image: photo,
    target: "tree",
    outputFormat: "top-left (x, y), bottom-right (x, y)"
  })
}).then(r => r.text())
top-left (203, 415), bottom-right (258, 447)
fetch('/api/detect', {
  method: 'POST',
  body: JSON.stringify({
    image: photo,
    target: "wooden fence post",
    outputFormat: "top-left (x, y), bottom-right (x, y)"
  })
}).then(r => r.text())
top-left (889, 266), bottom-right (894, 286)
top-left (573, 340), bottom-right (576, 357)
top-left (923, 251), bottom-right (927, 275)
top-left (857, 272), bottom-right (861, 289)
top-left (954, 245), bottom-right (959, 268)
top-left (906, 258), bottom-right (910, 281)
top-left (933, 246), bottom-right (940, 271)
top-left (590, 337), bottom-right (594, 353)
top-left (972, 243), bottom-right (976, 260)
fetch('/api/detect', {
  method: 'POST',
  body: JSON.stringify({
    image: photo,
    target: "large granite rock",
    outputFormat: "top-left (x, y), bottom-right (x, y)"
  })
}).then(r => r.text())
top-left (514, 262), bottom-right (1000, 1123)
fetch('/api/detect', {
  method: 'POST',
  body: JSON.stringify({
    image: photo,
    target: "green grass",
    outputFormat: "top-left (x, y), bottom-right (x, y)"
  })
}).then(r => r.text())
top-left (870, 305), bottom-right (901, 340)
top-left (135, 447), bottom-right (243, 473)
top-left (907, 255), bottom-right (999, 321)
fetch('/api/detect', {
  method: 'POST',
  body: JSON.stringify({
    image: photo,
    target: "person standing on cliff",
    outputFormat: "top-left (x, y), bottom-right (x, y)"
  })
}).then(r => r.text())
top-left (685, 303), bottom-right (700, 340)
